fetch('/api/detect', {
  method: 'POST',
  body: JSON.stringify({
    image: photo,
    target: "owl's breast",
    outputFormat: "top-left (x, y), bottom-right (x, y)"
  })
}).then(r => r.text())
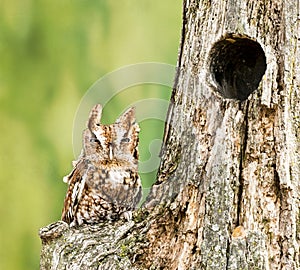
top-left (85, 164), bottom-right (141, 206)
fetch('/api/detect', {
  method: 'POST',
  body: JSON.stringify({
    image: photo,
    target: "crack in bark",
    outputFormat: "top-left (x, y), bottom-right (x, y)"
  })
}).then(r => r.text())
top-left (225, 238), bottom-right (231, 270)
top-left (236, 101), bottom-right (250, 226)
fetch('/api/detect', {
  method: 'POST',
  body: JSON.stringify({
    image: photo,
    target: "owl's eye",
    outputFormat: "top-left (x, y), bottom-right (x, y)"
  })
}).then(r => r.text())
top-left (121, 137), bottom-right (130, 143)
top-left (90, 138), bottom-right (100, 143)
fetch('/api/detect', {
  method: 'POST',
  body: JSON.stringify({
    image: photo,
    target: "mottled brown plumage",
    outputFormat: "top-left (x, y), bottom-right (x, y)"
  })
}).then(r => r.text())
top-left (62, 104), bottom-right (142, 226)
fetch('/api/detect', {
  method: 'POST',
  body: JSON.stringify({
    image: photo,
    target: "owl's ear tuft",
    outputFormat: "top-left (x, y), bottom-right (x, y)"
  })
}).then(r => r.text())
top-left (116, 107), bottom-right (136, 126)
top-left (88, 104), bottom-right (103, 131)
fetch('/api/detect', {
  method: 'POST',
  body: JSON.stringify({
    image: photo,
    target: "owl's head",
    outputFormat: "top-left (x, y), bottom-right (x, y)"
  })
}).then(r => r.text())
top-left (83, 104), bottom-right (140, 168)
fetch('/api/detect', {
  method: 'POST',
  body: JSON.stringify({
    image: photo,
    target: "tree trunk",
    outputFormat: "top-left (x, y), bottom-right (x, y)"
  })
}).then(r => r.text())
top-left (39, 0), bottom-right (300, 269)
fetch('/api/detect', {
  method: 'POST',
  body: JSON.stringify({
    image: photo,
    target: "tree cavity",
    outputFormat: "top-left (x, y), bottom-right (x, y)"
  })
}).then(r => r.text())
top-left (209, 33), bottom-right (267, 101)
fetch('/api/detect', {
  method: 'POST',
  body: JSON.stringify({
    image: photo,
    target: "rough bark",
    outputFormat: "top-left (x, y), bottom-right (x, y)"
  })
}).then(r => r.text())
top-left (40, 0), bottom-right (300, 269)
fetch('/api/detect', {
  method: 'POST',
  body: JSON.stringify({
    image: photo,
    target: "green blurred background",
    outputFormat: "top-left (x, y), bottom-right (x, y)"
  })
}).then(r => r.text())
top-left (0, 1), bottom-right (181, 269)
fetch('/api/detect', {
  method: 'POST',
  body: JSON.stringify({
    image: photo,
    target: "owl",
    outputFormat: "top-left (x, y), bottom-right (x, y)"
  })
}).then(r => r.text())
top-left (61, 104), bottom-right (142, 227)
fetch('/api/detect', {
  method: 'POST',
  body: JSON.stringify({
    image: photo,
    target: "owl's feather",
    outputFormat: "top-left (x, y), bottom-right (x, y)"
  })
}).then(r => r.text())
top-left (61, 104), bottom-right (142, 226)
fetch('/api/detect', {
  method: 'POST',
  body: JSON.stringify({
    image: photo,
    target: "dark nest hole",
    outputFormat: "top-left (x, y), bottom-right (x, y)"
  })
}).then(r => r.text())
top-left (209, 33), bottom-right (267, 101)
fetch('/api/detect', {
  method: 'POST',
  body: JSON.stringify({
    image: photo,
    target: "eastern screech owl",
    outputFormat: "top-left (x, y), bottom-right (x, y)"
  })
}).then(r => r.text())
top-left (61, 104), bottom-right (142, 227)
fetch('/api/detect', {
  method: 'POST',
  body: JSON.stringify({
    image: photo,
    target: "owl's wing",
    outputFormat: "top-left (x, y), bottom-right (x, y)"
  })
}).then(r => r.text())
top-left (61, 160), bottom-right (88, 225)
